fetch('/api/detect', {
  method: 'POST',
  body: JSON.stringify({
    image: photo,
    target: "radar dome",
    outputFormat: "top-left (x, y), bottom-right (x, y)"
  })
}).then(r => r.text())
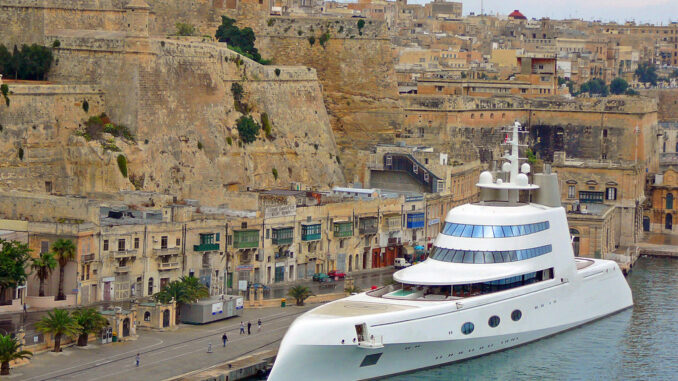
top-left (516, 173), bottom-right (529, 186)
top-left (521, 163), bottom-right (531, 174)
top-left (479, 171), bottom-right (493, 184)
top-left (501, 162), bottom-right (511, 172)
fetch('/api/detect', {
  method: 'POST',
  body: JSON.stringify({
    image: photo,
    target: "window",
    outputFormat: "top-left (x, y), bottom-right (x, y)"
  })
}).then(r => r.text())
top-left (430, 244), bottom-right (552, 264)
top-left (488, 315), bottom-right (500, 328)
top-left (339, 239), bottom-right (345, 249)
top-left (667, 193), bottom-right (674, 209)
top-left (40, 241), bottom-right (49, 254)
top-left (568, 185), bottom-right (575, 199)
top-left (216, 233), bottom-right (220, 242)
top-left (161, 236), bottom-right (168, 249)
top-left (176, 238), bottom-right (181, 246)
top-left (461, 322), bottom-right (474, 335)
top-left (511, 309), bottom-right (522, 321)
top-left (579, 191), bottom-right (604, 204)
top-left (144, 311), bottom-right (151, 321)
top-left (148, 277), bottom-right (153, 295)
top-left (118, 239), bottom-right (125, 251)
top-left (134, 237), bottom-right (140, 249)
top-left (442, 221), bottom-right (549, 238)
top-left (606, 187), bottom-right (617, 201)
top-left (103, 240), bottom-right (109, 251)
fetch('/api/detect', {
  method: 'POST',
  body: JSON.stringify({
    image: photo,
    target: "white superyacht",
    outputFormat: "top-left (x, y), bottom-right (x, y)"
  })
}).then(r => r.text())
top-left (268, 122), bottom-right (633, 381)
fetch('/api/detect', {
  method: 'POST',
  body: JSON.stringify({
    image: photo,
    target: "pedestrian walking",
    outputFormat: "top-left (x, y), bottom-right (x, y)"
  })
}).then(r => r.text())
top-left (135, 353), bottom-right (140, 367)
top-left (23, 303), bottom-right (27, 314)
top-left (222, 333), bottom-right (228, 347)
top-left (240, 321), bottom-right (245, 335)
top-left (247, 321), bottom-right (252, 335)
top-left (257, 318), bottom-right (262, 333)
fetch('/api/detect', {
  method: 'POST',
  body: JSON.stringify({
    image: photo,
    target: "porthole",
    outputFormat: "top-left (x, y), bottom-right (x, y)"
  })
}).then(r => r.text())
top-left (488, 315), bottom-right (500, 328)
top-left (511, 309), bottom-right (522, 321)
top-left (461, 322), bottom-right (474, 335)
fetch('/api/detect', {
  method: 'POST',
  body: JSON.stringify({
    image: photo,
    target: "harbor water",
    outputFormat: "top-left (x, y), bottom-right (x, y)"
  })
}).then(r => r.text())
top-left (386, 257), bottom-right (678, 381)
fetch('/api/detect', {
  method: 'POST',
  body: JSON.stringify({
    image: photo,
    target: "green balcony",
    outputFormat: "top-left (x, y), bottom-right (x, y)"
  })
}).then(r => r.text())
top-left (194, 243), bottom-right (219, 252)
top-left (301, 224), bottom-right (321, 241)
top-left (234, 229), bottom-right (259, 249)
top-left (333, 222), bottom-right (353, 237)
top-left (272, 227), bottom-right (294, 245)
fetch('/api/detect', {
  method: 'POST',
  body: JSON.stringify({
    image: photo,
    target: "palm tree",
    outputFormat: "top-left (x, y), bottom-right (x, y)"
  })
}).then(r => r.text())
top-left (30, 252), bottom-right (57, 297)
top-left (154, 276), bottom-right (209, 321)
top-left (179, 276), bottom-right (210, 301)
top-left (51, 239), bottom-right (76, 300)
top-left (35, 309), bottom-right (81, 352)
top-left (72, 308), bottom-right (108, 346)
top-left (288, 285), bottom-right (313, 306)
top-left (0, 334), bottom-right (32, 375)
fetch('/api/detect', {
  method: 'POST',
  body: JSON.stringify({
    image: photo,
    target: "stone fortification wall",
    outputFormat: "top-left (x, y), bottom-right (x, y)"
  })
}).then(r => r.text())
top-left (255, 17), bottom-right (402, 183)
top-left (400, 95), bottom-right (659, 172)
top-left (0, 191), bottom-right (101, 223)
top-left (640, 88), bottom-right (678, 123)
top-left (0, 83), bottom-right (134, 195)
top-left (44, 35), bottom-right (344, 203)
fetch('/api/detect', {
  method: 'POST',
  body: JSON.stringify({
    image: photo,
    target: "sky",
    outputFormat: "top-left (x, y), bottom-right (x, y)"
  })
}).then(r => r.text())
top-left (410, 0), bottom-right (678, 25)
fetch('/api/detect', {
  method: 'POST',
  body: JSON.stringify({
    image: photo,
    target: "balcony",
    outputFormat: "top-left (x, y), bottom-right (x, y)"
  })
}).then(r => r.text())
top-left (193, 243), bottom-right (220, 252)
top-left (153, 247), bottom-right (181, 256)
top-left (81, 253), bottom-right (95, 263)
top-left (158, 261), bottom-right (180, 271)
top-left (333, 222), bottom-right (353, 238)
top-left (114, 264), bottom-right (130, 273)
top-left (301, 224), bottom-right (321, 242)
top-left (233, 230), bottom-right (259, 249)
top-left (112, 249), bottom-right (138, 259)
top-left (272, 227), bottom-right (294, 245)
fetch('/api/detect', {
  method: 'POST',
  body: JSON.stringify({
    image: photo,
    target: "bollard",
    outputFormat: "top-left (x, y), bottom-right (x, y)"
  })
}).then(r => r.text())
top-left (207, 342), bottom-right (213, 353)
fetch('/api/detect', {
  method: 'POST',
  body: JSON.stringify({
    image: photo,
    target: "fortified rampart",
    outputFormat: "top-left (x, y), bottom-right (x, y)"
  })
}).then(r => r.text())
top-left (640, 88), bottom-right (678, 123)
top-left (254, 17), bottom-right (402, 182)
top-left (400, 95), bottom-right (659, 172)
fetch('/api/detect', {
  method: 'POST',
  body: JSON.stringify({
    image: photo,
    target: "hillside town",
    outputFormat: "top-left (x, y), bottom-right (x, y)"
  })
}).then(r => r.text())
top-left (0, 0), bottom-right (677, 379)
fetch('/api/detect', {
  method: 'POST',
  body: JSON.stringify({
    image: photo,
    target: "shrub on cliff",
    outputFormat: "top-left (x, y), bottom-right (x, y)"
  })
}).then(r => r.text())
top-left (0, 84), bottom-right (9, 107)
top-left (272, 168), bottom-right (278, 180)
top-left (319, 32), bottom-right (331, 48)
top-left (231, 82), bottom-right (248, 113)
top-left (117, 155), bottom-right (128, 178)
top-left (0, 44), bottom-right (53, 81)
top-left (236, 115), bottom-right (260, 144)
top-left (357, 19), bottom-right (365, 35)
top-left (308, 36), bottom-right (316, 46)
top-left (216, 16), bottom-right (270, 64)
top-left (261, 113), bottom-right (272, 138)
top-left (610, 78), bottom-right (629, 95)
top-left (175, 22), bottom-right (195, 36)
top-left (580, 78), bottom-right (609, 97)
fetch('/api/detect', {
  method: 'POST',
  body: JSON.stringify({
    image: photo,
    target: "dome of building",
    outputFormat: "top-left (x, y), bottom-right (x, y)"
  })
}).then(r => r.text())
top-left (508, 10), bottom-right (527, 20)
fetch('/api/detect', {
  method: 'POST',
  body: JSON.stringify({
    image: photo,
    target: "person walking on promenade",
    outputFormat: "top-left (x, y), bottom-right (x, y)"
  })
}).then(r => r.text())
top-left (135, 353), bottom-right (140, 367)
top-left (247, 321), bottom-right (252, 335)
top-left (222, 333), bottom-right (228, 347)
top-left (240, 321), bottom-right (245, 335)
top-left (257, 318), bottom-right (262, 333)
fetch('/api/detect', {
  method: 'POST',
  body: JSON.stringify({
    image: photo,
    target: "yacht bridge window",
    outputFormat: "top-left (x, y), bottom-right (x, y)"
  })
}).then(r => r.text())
top-left (430, 244), bottom-right (552, 263)
top-left (441, 221), bottom-right (549, 238)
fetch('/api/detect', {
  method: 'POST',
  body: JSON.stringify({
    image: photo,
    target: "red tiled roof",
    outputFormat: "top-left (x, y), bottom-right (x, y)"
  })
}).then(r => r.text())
top-left (508, 10), bottom-right (526, 20)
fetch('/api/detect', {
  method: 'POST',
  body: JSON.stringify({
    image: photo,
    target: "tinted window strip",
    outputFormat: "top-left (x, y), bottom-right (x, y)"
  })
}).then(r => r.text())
top-left (430, 244), bottom-right (552, 263)
top-left (441, 221), bottom-right (550, 238)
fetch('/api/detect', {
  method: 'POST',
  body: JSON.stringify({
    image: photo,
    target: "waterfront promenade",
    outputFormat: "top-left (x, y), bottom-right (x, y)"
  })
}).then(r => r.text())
top-left (12, 304), bottom-right (313, 381)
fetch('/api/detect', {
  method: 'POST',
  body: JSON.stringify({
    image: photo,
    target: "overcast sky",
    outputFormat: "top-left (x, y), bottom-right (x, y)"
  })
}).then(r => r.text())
top-left (410, 0), bottom-right (678, 25)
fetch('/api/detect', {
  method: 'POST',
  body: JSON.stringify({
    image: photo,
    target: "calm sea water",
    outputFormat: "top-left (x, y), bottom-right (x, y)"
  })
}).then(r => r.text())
top-left (386, 257), bottom-right (678, 381)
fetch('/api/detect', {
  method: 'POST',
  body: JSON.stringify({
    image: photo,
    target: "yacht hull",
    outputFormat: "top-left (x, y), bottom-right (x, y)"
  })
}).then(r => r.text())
top-left (269, 261), bottom-right (632, 381)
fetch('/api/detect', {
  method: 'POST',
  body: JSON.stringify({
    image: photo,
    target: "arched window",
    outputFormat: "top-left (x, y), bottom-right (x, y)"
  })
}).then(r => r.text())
top-left (144, 311), bottom-right (151, 321)
top-left (667, 193), bottom-right (674, 209)
top-left (666, 214), bottom-right (673, 230)
top-left (148, 277), bottom-right (154, 295)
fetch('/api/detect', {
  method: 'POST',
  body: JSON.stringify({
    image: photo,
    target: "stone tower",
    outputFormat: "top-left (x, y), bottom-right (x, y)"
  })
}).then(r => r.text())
top-left (124, 0), bottom-right (150, 37)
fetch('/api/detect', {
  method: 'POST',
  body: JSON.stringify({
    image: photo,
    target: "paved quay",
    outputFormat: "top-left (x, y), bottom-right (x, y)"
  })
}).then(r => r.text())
top-left (11, 304), bottom-right (315, 381)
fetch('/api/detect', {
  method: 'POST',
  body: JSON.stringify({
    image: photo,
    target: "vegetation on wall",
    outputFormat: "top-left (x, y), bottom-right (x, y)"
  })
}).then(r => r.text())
top-left (274, 68), bottom-right (281, 77)
top-left (579, 78), bottom-right (609, 97)
top-left (231, 82), bottom-right (247, 113)
top-left (635, 62), bottom-right (658, 86)
top-left (76, 113), bottom-right (135, 143)
top-left (236, 115), bottom-right (260, 144)
top-left (272, 167), bottom-right (278, 180)
top-left (0, 44), bottom-right (53, 81)
top-left (308, 36), bottom-right (316, 46)
top-left (0, 84), bottom-right (9, 106)
top-left (215, 16), bottom-right (270, 64)
top-left (82, 99), bottom-right (89, 113)
top-left (319, 32), bottom-right (331, 48)
top-left (175, 22), bottom-right (195, 36)
top-left (117, 155), bottom-right (127, 177)
top-left (261, 112), bottom-right (272, 138)
top-left (357, 19), bottom-right (365, 35)
top-left (609, 78), bottom-right (629, 95)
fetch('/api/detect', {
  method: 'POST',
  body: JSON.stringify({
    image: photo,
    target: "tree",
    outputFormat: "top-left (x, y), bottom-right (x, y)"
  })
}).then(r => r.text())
top-left (635, 62), bottom-right (658, 86)
top-left (0, 44), bottom-right (53, 81)
top-left (0, 239), bottom-right (31, 302)
top-left (153, 276), bottom-right (208, 321)
top-left (610, 78), bottom-right (629, 95)
top-left (215, 16), bottom-right (265, 63)
top-left (30, 252), bottom-right (57, 297)
top-left (175, 22), bottom-right (195, 36)
top-left (236, 115), bottom-right (261, 144)
top-left (72, 308), bottom-right (108, 346)
top-left (580, 78), bottom-right (609, 97)
top-left (51, 239), bottom-right (76, 300)
top-left (0, 334), bottom-right (32, 375)
top-left (35, 309), bottom-right (81, 352)
top-left (288, 285), bottom-right (313, 306)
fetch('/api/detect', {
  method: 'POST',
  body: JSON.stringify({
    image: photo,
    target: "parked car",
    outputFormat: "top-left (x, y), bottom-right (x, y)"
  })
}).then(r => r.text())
top-left (313, 273), bottom-right (330, 282)
top-left (327, 270), bottom-right (346, 279)
top-left (394, 258), bottom-right (411, 269)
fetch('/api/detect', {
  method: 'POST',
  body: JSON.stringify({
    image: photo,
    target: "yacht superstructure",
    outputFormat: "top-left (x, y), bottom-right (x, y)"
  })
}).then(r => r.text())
top-left (268, 122), bottom-right (633, 381)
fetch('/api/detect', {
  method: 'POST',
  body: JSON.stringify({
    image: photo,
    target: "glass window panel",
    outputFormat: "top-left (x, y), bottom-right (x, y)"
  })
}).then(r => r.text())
top-left (545, 221), bottom-right (550, 229)
top-left (493, 252), bottom-right (503, 263)
top-left (443, 249), bottom-right (454, 262)
top-left (452, 250), bottom-right (464, 263)
top-left (493, 226), bottom-right (504, 238)
top-left (484, 251), bottom-right (494, 263)
top-left (474, 251), bottom-right (485, 263)
top-left (453, 224), bottom-right (465, 236)
top-left (472, 225), bottom-right (484, 238)
top-left (483, 225), bottom-right (494, 238)
top-left (502, 226), bottom-right (513, 237)
top-left (462, 251), bottom-right (474, 263)
top-left (462, 225), bottom-right (474, 237)
top-left (511, 225), bottom-right (520, 236)
top-left (525, 224), bottom-right (533, 234)
top-left (445, 223), bottom-right (457, 235)
top-left (510, 251), bottom-right (518, 261)
top-left (517, 250), bottom-right (525, 260)
top-left (518, 225), bottom-right (526, 236)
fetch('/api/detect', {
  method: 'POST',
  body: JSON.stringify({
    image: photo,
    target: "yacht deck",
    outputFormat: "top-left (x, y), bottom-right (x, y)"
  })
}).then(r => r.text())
top-left (575, 258), bottom-right (595, 270)
top-left (308, 300), bottom-right (417, 317)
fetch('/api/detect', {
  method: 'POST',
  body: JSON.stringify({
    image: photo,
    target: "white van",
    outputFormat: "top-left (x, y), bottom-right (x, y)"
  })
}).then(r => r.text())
top-left (394, 258), bottom-right (411, 269)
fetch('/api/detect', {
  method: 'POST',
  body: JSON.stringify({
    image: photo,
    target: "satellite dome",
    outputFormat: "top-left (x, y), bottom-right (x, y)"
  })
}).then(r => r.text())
top-left (479, 171), bottom-right (493, 184)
